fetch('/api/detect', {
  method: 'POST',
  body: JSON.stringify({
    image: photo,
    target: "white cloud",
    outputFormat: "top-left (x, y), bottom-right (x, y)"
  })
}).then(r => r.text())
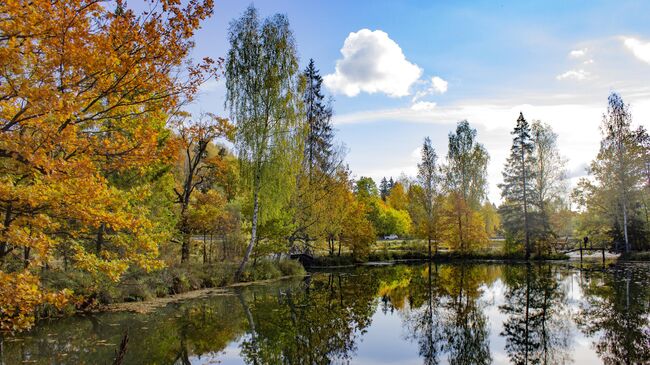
top-left (324, 29), bottom-right (422, 97)
top-left (410, 101), bottom-right (437, 111)
top-left (583, 59), bottom-right (595, 65)
top-left (623, 37), bottom-right (650, 64)
top-left (410, 146), bottom-right (423, 162)
top-left (332, 98), bottom-right (645, 203)
top-left (431, 76), bottom-right (448, 93)
top-left (556, 69), bottom-right (591, 81)
top-left (569, 48), bottom-right (587, 58)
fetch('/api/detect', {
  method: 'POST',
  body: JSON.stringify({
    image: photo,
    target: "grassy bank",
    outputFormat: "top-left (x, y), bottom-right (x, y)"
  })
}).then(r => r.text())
top-left (618, 251), bottom-right (650, 261)
top-left (309, 250), bottom-right (570, 267)
top-left (41, 259), bottom-right (305, 309)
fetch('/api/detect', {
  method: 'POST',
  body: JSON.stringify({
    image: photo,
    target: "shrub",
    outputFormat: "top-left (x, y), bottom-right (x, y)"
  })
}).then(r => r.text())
top-left (277, 259), bottom-right (306, 276)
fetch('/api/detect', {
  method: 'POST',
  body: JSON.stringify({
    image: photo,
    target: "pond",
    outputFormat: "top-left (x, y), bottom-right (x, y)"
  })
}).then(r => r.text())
top-left (2, 262), bottom-right (650, 364)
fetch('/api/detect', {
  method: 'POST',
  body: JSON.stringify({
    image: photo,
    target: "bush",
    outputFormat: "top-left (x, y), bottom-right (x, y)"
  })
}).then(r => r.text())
top-left (277, 259), bottom-right (306, 276)
top-left (245, 260), bottom-right (282, 281)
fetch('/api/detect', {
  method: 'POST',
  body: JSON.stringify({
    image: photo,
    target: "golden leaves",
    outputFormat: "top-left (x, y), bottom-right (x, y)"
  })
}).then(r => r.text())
top-left (0, 0), bottom-right (214, 331)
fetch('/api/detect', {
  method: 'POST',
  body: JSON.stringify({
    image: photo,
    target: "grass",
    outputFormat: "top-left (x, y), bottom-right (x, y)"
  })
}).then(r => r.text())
top-left (618, 251), bottom-right (650, 261)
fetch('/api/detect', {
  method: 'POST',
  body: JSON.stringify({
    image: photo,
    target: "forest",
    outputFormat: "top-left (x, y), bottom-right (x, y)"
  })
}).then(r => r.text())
top-left (0, 1), bottom-right (648, 334)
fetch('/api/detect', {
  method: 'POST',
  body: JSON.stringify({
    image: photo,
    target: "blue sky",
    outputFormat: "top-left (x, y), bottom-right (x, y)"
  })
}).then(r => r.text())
top-left (189, 0), bottom-right (650, 203)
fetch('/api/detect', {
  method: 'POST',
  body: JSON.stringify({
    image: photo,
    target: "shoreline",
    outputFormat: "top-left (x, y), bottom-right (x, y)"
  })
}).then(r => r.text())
top-left (35, 253), bottom-right (641, 321)
top-left (101, 274), bottom-right (308, 314)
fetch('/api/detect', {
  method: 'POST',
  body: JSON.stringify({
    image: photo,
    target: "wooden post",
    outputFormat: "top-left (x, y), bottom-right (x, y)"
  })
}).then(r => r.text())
top-left (579, 239), bottom-right (583, 262)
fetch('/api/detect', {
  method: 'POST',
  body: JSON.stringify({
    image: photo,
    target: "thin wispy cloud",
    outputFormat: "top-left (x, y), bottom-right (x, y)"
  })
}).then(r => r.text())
top-left (556, 69), bottom-right (591, 81)
top-left (410, 101), bottom-right (437, 111)
top-left (569, 48), bottom-right (588, 58)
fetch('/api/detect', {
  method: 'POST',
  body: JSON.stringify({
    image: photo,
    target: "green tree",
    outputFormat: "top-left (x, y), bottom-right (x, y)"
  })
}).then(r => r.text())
top-left (530, 120), bottom-right (567, 254)
top-left (225, 6), bottom-right (303, 280)
top-left (573, 93), bottom-right (648, 252)
top-left (380, 177), bottom-right (391, 201)
top-left (499, 113), bottom-right (536, 259)
top-left (417, 137), bottom-right (442, 258)
top-left (444, 121), bottom-right (490, 253)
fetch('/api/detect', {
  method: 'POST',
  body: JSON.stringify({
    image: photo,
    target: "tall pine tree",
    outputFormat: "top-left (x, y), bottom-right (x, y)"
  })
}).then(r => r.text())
top-left (303, 59), bottom-right (334, 176)
top-left (380, 177), bottom-right (390, 201)
top-left (499, 112), bottom-right (536, 259)
top-left (417, 137), bottom-right (441, 258)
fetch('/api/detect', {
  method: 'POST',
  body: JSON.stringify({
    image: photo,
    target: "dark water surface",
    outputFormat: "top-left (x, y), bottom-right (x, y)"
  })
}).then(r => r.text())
top-left (2, 262), bottom-right (650, 364)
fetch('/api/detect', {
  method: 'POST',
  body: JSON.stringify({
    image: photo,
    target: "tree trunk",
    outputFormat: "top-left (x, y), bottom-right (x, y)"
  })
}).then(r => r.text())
top-left (180, 210), bottom-right (191, 263)
top-left (96, 222), bottom-right (105, 255)
top-left (0, 202), bottom-right (12, 261)
top-left (23, 246), bottom-right (30, 268)
top-left (522, 148), bottom-right (531, 260)
top-left (236, 185), bottom-right (259, 281)
top-left (202, 233), bottom-right (207, 264)
top-left (622, 200), bottom-right (630, 253)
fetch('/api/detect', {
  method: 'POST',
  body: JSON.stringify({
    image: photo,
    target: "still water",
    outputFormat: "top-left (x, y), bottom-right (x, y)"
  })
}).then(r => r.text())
top-left (2, 262), bottom-right (650, 364)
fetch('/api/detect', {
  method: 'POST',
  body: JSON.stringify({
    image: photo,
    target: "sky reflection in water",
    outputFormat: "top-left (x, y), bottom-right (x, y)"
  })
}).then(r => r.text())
top-left (3, 262), bottom-right (649, 365)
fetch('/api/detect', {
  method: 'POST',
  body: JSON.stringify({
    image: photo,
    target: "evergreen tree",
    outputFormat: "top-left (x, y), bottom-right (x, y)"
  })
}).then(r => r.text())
top-left (380, 177), bottom-right (390, 201)
top-left (417, 137), bottom-right (442, 258)
top-left (499, 112), bottom-right (536, 259)
top-left (303, 59), bottom-right (335, 176)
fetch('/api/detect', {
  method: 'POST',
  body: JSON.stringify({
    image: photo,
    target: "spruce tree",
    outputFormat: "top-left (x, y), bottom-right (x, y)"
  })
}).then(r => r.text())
top-left (499, 112), bottom-right (536, 259)
top-left (303, 59), bottom-right (334, 176)
top-left (380, 177), bottom-right (390, 201)
top-left (417, 137), bottom-right (441, 258)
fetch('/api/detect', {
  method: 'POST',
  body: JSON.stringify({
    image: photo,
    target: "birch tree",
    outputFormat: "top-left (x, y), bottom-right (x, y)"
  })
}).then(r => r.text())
top-left (225, 6), bottom-right (302, 280)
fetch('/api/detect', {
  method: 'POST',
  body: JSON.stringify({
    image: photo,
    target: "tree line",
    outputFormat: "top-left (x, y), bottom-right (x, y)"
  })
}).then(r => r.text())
top-left (0, 2), bottom-right (648, 332)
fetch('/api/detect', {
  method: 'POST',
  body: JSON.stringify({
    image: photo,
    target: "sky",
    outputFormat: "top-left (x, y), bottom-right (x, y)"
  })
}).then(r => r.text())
top-left (187, 0), bottom-right (650, 203)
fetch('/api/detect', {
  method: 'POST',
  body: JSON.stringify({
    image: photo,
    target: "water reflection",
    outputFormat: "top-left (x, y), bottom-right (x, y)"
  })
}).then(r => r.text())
top-left (499, 264), bottom-right (571, 365)
top-left (576, 265), bottom-right (650, 365)
top-left (1, 262), bottom-right (649, 364)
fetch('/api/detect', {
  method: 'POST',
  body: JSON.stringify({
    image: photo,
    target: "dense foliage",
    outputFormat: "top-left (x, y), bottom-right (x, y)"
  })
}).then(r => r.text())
top-left (0, 1), bottom-right (647, 334)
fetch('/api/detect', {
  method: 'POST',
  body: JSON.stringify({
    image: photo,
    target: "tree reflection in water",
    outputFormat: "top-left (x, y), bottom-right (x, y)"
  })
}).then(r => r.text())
top-left (1, 263), bottom-right (649, 365)
top-left (576, 264), bottom-right (650, 365)
top-left (499, 263), bottom-right (572, 365)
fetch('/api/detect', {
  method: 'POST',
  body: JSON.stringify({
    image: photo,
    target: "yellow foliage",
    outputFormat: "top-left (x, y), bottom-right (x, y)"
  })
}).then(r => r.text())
top-left (0, 271), bottom-right (69, 333)
top-left (441, 193), bottom-right (489, 253)
top-left (0, 0), bottom-right (214, 331)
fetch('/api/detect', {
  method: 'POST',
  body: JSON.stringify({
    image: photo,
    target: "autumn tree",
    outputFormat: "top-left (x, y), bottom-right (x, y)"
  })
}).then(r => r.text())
top-left (443, 121), bottom-right (490, 253)
top-left (499, 113), bottom-right (536, 258)
top-left (340, 200), bottom-right (376, 262)
top-left (225, 6), bottom-right (303, 280)
top-left (387, 182), bottom-right (409, 211)
top-left (287, 59), bottom-right (342, 254)
top-left (573, 93), bottom-right (649, 252)
top-left (173, 115), bottom-right (233, 263)
top-left (0, 0), bottom-right (215, 330)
